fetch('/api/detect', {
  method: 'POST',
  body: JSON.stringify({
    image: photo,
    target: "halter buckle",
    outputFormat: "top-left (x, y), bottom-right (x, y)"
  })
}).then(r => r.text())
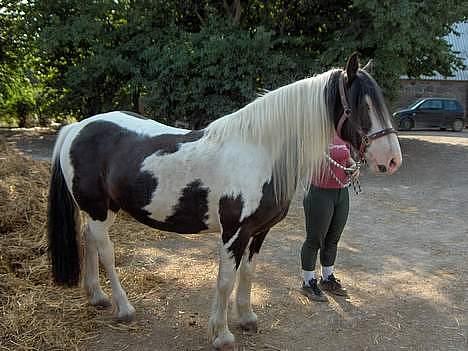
top-left (362, 135), bottom-right (370, 146)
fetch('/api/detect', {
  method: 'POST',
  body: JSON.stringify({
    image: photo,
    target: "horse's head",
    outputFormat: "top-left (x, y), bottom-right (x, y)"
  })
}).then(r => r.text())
top-left (329, 53), bottom-right (402, 175)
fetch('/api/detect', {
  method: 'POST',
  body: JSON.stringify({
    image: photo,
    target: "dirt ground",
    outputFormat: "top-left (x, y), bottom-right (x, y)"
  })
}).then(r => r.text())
top-left (3, 128), bottom-right (467, 351)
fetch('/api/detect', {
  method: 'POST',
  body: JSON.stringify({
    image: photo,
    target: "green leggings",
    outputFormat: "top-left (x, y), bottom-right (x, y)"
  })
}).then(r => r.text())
top-left (301, 186), bottom-right (349, 271)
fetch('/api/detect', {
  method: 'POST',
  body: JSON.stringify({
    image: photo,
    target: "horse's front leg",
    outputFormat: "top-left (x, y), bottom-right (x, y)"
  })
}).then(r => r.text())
top-left (236, 230), bottom-right (268, 333)
top-left (236, 254), bottom-right (258, 333)
top-left (208, 233), bottom-right (243, 351)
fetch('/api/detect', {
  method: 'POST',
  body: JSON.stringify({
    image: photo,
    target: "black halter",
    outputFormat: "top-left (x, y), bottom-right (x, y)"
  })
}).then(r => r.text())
top-left (336, 72), bottom-right (397, 160)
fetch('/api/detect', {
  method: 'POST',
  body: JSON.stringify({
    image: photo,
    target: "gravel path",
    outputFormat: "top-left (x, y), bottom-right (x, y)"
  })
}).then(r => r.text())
top-left (3, 128), bottom-right (467, 351)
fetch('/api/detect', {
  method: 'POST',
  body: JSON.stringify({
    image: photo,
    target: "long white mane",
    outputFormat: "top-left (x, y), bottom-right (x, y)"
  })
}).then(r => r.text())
top-left (205, 70), bottom-right (336, 201)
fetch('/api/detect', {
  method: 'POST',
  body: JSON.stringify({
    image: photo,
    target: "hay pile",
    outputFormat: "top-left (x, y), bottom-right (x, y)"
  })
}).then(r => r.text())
top-left (0, 140), bottom-right (98, 350)
top-left (0, 140), bottom-right (161, 350)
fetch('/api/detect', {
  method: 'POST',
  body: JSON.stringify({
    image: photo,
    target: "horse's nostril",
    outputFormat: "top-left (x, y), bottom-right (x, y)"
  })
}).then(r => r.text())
top-left (388, 157), bottom-right (401, 174)
top-left (378, 165), bottom-right (387, 173)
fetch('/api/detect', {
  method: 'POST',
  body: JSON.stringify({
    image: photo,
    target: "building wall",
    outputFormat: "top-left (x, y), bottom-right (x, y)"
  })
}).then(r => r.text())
top-left (395, 80), bottom-right (468, 115)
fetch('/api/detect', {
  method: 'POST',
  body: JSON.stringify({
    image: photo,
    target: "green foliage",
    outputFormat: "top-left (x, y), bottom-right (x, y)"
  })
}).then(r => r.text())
top-left (320, 0), bottom-right (468, 98)
top-left (0, 0), bottom-right (56, 126)
top-left (1, 0), bottom-right (467, 127)
top-left (143, 21), bottom-right (308, 127)
top-left (0, 74), bottom-right (34, 127)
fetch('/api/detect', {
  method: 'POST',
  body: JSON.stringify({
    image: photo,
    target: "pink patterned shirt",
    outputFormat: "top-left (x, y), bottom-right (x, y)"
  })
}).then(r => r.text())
top-left (313, 135), bottom-right (351, 189)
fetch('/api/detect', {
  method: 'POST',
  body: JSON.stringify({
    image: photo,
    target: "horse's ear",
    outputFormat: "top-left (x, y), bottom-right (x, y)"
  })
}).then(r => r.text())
top-left (362, 59), bottom-right (375, 74)
top-left (345, 52), bottom-right (359, 84)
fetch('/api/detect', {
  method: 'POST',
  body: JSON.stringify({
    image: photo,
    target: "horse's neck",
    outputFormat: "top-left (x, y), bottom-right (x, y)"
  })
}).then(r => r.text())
top-left (206, 78), bottom-right (311, 149)
top-left (205, 73), bottom-right (333, 201)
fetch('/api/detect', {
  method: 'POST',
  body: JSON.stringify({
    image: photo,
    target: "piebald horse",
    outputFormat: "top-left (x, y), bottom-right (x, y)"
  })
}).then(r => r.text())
top-left (48, 53), bottom-right (401, 350)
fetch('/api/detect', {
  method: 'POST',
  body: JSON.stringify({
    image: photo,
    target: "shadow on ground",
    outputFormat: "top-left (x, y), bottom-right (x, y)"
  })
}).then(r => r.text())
top-left (1, 128), bottom-right (467, 350)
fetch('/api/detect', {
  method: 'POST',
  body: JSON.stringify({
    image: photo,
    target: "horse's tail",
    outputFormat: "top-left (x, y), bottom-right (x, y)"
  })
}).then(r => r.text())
top-left (48, 125), bottom-right (81, 286)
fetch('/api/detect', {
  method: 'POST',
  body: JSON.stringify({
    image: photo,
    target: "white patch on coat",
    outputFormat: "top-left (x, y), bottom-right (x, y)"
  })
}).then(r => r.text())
top-left (365, 96), bottom-right (402, 168)
top-left (141, 139), bottom-right (273, 231)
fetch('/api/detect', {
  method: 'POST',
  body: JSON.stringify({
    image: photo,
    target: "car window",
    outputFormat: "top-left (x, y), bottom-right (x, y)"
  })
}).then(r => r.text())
top-left (443, 100), bottom-right (459, 111)
top-left (408, 99), bottom-right (424, 109)
top-left (420, 100), bottom-right (442, 110)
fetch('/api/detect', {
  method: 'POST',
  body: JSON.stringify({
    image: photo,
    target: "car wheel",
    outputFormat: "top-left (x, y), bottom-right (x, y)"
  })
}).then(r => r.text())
top-left (452, 119), bottom-right (464, 132)
top-left (400, 118), bottom-right (413, 131)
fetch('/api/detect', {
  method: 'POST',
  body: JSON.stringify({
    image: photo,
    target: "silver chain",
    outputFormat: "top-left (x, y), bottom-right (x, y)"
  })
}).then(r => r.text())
top-left (324, 153), bottom-right (362, 194)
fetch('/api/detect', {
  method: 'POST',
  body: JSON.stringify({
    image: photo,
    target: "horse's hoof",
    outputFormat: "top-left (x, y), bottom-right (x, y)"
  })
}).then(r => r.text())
top-left (212, 341), bottom-right (235, 351)
top-left (88, 289), bottom-right (112, 308)
top-left (240, 320), bottom-right (258, 333)
top-left (116, 305), bottom-right (136, 323)
top-left (212, 332), bottom-right (235, 351)
top-left (90, 296), bottom-right (112, 308)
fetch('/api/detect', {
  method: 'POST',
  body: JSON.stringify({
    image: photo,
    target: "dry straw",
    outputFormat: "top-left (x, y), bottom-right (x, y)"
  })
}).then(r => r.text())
top-left (0, 139), bottom-right (160, 350)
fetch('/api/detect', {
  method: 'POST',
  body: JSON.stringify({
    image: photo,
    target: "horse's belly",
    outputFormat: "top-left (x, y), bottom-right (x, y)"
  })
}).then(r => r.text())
top-left (121, 181), bottom-right (220, 234)
top-left (125, 204), bottom-right (220, 234)
top-left (126, 137), bottom-right (272, 234)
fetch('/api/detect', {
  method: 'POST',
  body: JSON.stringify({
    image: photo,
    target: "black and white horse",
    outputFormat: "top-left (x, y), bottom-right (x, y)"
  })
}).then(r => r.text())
top-left (48, 53), bottom-right (401, 350)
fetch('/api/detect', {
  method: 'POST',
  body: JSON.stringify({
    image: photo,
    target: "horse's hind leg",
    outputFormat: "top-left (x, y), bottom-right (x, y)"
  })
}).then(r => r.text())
top-left (86, 211), bottom-right (135, 321)
top-left (236, 229), bottom-right (268, 333)
top-left (84, 220), bottom-right (111, 307)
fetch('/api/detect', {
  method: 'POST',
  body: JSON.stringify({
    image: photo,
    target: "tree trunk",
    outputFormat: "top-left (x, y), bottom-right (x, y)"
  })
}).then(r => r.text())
top-left (223, 0), bottom-right (242, 25)
top-left (132, 87), bottom-right (141, 114)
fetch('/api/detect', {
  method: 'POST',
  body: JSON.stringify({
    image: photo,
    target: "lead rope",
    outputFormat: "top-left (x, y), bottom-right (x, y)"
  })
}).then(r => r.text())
top-left (324, 154), bottom-right (362, 195)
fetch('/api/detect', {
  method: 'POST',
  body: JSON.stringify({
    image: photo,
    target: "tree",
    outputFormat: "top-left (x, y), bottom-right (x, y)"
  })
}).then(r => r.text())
top-left (143, 20), bottom-right (302, 127)
top-left (0, 1), bottom-right (53, 126)
top-left (322, 1), bottom-right (467, 98)
top-left (2, 0), bottom-right (467, 127)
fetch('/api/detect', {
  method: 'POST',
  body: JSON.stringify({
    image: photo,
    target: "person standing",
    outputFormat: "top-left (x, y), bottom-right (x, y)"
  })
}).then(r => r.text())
top-left (301, 134), bottom-right (359, 301)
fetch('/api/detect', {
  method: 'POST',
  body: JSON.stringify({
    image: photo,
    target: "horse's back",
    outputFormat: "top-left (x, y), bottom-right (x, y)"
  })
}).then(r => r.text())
top-left (57, 111), bottom-right (198, 221)
top-left (58, 111), bottom-right (190, 176)
top-left (56, 111), bottom-right (276, 234)
top-left (79, 111), bottom-right (189, 136)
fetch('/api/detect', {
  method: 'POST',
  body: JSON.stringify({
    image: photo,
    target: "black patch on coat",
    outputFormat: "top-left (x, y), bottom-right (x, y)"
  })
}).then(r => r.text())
top-left (248, 229), bottom-right (269, 261)
top-left (125, 179), bottom-right (210, 234)
top-left (219, 179), bottom-right (290, 269)
top-left (219, 194), bottom-right (244, 244)
top-left (164, 180), bottom-right (209, 232)
top-left (69, 120), bottom-right (206, 231)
